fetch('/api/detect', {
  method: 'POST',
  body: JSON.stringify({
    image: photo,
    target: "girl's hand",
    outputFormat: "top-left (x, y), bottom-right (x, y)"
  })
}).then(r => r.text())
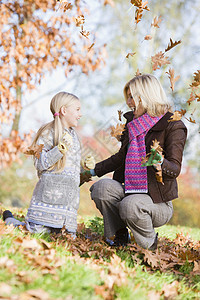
top-left (82, 154), bottom-right (95, 170)
top-left (58, 132), bottom-right (73, 154)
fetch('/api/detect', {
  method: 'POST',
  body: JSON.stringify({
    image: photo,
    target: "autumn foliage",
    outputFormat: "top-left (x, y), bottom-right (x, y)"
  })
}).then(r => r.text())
top-left (0, 0), bottom-right (106, 169)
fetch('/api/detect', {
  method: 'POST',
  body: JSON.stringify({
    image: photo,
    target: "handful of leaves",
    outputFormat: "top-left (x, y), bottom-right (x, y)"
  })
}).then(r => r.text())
top-left (141, 139), bottom-right (164, 184)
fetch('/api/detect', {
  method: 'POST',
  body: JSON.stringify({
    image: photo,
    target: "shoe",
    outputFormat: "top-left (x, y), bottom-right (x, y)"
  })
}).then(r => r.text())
top-left (3, 210), bottom-right (14, 221)
top-left (113, 227), bottom-right (130, 247)
top-left (148, 233), bottom-right (158, 251)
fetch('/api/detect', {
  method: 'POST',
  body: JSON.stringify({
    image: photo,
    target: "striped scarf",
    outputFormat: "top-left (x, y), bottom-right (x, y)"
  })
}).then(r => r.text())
top-left (125, 112), bottom-right (163, 193)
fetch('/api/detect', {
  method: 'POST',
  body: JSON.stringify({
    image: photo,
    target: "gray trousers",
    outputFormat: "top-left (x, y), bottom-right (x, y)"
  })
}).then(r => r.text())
top-left (90, 178), bottom-right (173, 249)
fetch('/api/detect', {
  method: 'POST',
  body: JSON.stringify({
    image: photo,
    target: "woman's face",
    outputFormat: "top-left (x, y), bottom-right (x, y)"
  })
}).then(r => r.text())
top-left (126, 87), bottom-right (145, 118)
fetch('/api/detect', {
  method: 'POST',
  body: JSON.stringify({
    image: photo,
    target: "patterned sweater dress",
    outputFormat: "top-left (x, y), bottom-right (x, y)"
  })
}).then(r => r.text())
top-left (25, 127), bottom-right (81, 233)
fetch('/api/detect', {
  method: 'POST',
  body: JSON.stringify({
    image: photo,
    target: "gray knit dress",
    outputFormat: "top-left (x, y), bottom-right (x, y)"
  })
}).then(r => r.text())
top-left (25, 127), bottom-right (81, 234)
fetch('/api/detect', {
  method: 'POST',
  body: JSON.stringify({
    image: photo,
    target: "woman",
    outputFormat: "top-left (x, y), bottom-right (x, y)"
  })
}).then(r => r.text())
top-left (89, 74), bottom-right (187, 250)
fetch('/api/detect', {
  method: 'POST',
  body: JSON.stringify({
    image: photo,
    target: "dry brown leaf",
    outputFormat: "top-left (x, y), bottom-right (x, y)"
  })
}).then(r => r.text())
top-left (110, 123), bottom-right (125, 141)
top-left (74, 15), bottom-right (85, 27)
top-left (144, 35), bottom-right (152, 40)
top-left (161, 281), bottom-right (179, 299)
top-left (126, 52), bottom-right (136, 58)
top-left (131, 0), bottom-right (150, 10)
top-left (185, 116), bottom-right (196, 124)
top-left (24, 144), bottom-right (44, 159)
top-left (80, 27), bottom-right (90, 39)
top-left (165, 38), bottom-right (181, 52)
top-left (143, 250), bottom-right (159, 267)
top-left (151, 16), bottom-right (162, 28)
top-left (151, 139), bottom-right (162, 153)
top-left (131, 0), bottom-right (150, 24)
top-left (118, 110), bottom-right (123, 121)
top-left (187, 92), bottom-right (196, 105)
top-left (155, 165), bottom-right (164, 185)
top-left (190, 70), bottom-right (200, 87)
top-left (151, 51), bottom-right (170, 71)
top-left (166, 68), bottom-right (180, 91)
top-left (88, 43), bottom-right (95, 52)
top-left (168, 111), bottom-right (182, 122)
top-left (148, 290), bottom-right (161, 300)
top-left (135, 68), bottom-right (142, 76)
top-left (104, 0), bottom-right (115, 6)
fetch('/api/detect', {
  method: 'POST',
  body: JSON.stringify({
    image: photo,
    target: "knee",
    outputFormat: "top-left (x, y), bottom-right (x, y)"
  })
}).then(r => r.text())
top-left (119, 197), bottom-right (139, 222)
top-left (90, 178), bottom-right (114, 201)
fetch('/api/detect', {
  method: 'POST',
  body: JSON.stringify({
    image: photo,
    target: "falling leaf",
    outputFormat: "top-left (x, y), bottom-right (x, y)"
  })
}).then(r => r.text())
top-left (185, 116), bottom-right (196, 124)
top-left (151, 51), bottom-right (170, 70)
top-left (110, 123), bottom-right (125, 141)
top-left (74, 15), bottom-right (85, 27)
top-left (24, 144), bottom-right (44, 159)
top-left (190, 70), bottom-right (200, 87)
top-left (165, 38), bottom-right (181, 52)
top-left (180, 109), bottom-right (186, 115)
top-left (168, 111), bottom-right (182, 122)
top-left (187, 92), bottom-right (196, 105)
top-left (118, 110), bottom-right (123, 121)
top-left (80, 27), bottom-right (90, 39)
top-left (126, 52), bottom-right (136, 58)
top-left (151, 16), bottom-right (162, 28)
top-left (104, 0), bottom-right (115, 6)
top-left (144, 35), bottom-right (152, 40)
top-left (131, 0), bottom-right (150, 24)
top-left (88, 43), bottom-right (95, 52)
top-left (166, 68), bottom-right (180, 91)
top-left (131, 0), bottom-right (150, 10)
top-left (135, 68), bottom-right (142, 76)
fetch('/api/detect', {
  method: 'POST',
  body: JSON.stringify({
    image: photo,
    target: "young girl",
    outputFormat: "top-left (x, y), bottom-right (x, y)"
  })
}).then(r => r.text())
top-left (3, 91), bottom-right (94, 237)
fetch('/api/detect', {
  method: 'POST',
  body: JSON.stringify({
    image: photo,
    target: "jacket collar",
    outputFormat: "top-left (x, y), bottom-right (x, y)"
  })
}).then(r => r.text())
top-left (123, 111), bottom-right (173, 131)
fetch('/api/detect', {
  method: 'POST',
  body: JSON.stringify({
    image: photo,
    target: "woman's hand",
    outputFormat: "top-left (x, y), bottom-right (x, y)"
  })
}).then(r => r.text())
top-left (81, 154), bottom-right (95, 170)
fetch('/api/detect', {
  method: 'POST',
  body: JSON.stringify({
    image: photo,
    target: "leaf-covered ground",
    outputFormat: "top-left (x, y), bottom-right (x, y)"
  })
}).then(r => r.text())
top-left (0, 206), bottom-right (200, 300)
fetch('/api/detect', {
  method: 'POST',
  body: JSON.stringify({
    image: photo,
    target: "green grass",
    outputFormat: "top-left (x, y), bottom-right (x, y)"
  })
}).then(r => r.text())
top-left (1, 214), bottom-right (200, 299)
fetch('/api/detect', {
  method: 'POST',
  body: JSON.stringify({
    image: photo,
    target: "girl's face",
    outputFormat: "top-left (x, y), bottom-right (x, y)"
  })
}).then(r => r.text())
top-left (61, 100), bottom-right (82, 128)
top-left (126, 87), bottom-right (145, 118)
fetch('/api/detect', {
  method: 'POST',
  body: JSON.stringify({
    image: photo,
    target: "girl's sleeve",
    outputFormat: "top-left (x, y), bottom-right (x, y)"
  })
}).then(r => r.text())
top-left (161, 121), bottom-right (187, 178)
top-left (34, 131), bottom-right (63, 172)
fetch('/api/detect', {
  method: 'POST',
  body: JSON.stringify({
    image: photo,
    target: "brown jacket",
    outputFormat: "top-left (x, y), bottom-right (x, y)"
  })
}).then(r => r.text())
top-left (94, 111), bottom-right (187, 203)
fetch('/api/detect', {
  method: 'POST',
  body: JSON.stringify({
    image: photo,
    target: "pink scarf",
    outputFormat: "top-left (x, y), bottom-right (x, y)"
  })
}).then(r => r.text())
top-left (125, 113), bottom-right (163, 193)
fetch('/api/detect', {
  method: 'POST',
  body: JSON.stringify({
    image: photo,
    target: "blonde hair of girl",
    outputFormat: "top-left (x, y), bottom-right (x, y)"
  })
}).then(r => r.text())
top-left (31, 92), bottom-right (79, 172)
top-left (124, 74), bottom-right (173, 117)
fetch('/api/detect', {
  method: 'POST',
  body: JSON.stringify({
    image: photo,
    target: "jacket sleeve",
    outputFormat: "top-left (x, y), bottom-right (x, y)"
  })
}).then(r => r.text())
top-left (34, 131), bottom-right (63, 172)
top-left (94, 123), bottom-right (129, 177)
top-left (162, 121), bottom-right (187, 178)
